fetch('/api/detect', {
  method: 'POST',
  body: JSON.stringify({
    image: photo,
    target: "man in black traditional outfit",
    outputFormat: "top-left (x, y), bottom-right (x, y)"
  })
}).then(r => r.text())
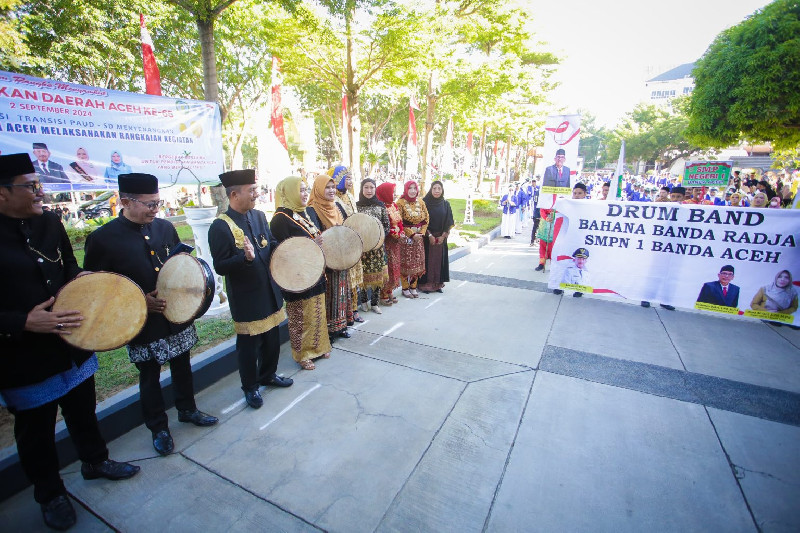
top-left (84, 173), bottom-right (217, 458)
top-left (208, 169), bottom-right (292, 410)
top-left (0, 154), bottom-right (139, 531)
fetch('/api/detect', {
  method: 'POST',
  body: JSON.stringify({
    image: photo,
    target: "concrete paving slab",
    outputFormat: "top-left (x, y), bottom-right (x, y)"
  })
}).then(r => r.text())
top-left (486, 372), bottom-right (755, 532)
top-left (351, 282), bottom-right (556, 368)
top-left (0, 487), bottom-right (111, 532)
top-left (340, 329), bottom-right (531, 381)
top-left (452, 235), bottom-right (541, 282)
top-left (548, 296), bottom-right (685, 369)
top-left (182, 350), bottom-right (464, 532)
top-left (377, 371), bottom-right (534, 533)
top-left (708, 407), bottom-right (800, 533)
top-left (62, 454), bottom-right (317, 532)
top-left (765, 322), bottom-right (800, 350)
top-left (660, 310), bottom-right (800, 393)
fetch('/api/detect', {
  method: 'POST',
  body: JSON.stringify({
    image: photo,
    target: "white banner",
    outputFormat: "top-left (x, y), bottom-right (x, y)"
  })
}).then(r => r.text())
top-left (539, 113), bottom-right (581, 209)
top-left (549, 199), bottom-right (800, 325)
top-left (0, 71), bottom-right (224, 193)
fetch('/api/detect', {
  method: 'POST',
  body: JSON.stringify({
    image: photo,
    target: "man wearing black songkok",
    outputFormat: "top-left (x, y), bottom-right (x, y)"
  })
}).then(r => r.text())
top-left (208, 169), bottom-right (292, 410)
top-left (0, 153), bottom-right (138, 531)
top-left (84, 173), bottom-right (217, 458)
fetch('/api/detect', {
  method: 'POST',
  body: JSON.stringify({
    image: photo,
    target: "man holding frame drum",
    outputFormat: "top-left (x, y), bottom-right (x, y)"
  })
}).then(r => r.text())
top-left (84, 173), bottom-right (217, 458)
top-left (208, 169), bottom-right (293, 410)
top-left (0, 154), bottom-right (139, 531)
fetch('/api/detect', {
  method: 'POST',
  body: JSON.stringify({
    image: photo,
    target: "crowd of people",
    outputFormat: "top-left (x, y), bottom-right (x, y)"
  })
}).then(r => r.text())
top-left (0, 154), bottom-right (458, 530)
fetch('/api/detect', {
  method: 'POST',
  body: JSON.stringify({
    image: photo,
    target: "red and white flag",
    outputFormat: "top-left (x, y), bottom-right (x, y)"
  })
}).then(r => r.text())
top-left (270, 56), bottom-right (288, 151)
top-left (140, 14), bottom-right (162, 96)
top-left (410, 94), bottom-right (421, 111)
top-left (466, 131), bottom-right (473, 154)
top-left (406, 101), bottom-right (419, 175)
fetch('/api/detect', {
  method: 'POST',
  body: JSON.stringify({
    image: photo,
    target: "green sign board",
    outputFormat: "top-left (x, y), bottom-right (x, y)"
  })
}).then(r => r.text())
top-left (683, 161), bottom-right (733, 187)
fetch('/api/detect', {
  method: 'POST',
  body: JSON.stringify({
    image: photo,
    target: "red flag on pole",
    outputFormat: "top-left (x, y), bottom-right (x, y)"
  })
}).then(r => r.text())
top-left (270, 56), bottom-right (288, 151)
top-left (140, 14), bottom-right (162, 96)
top-left (408, 107), bottom-right (418, 147)
top-left (466, 131), bottom-right (473, 153)
top-left (410, 95), bottom-right (421, 111)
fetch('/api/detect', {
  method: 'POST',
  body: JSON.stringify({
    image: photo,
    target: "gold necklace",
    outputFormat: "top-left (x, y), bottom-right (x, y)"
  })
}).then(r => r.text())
top-left (28, 244), bottom-right (63, 266)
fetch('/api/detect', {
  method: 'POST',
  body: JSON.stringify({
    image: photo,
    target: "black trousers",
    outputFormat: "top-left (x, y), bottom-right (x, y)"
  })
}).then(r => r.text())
top-left (134, 350), bottom-right (196, 434)
top-left (10, 376), bottom-right (108, 504)
top-left (236, 327), bottom-right (280, 392)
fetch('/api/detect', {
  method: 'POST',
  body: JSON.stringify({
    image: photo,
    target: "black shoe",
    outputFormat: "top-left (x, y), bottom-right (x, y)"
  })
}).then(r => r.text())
top-left (338, 329), bottom-right (352, 339)
top-left (659, 304), bottom-right (675, 311)
top-left (436, 289), bottom-right (443, 293)
top-left (573, 292), bottom-right (583, 298)
top-left (178, 409), bottom-right (219, 427)
top-left (40, 495), bottom-right (76, 531)
top-left (264, 374), bottom-right (294, 387)
top-left (244, 388), bottom-right (263, 409)
top-left (641, 301), bottom-right (651, 308)
top-left (553, 289), bottom-right (563, 295)
top-left (534, 264), bottom-right (544, 271)
top-left (152, 430), bottom-right (174, 456)
top-left (81, 459), bottom-right (140, 481)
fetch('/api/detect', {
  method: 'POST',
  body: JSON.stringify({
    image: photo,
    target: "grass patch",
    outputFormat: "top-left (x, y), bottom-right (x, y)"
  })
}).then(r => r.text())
top-left (447, 243), bottom-right (458, 250)
top-left (450, 198), bottom-right (501, 234)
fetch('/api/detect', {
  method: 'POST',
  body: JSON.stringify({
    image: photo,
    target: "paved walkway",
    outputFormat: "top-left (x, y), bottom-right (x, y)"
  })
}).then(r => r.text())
top-left (2, 228), bottom-right (799, 532)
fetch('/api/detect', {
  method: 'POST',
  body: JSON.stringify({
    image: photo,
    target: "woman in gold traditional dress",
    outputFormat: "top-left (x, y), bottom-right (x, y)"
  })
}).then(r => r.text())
top-left (377, 182), bottom-right (403, 305)
top-left (269, 177), bottom-right (332, 370)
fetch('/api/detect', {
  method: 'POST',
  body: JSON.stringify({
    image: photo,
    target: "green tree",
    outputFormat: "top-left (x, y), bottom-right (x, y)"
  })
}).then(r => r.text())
top-left (686, 0), bottom-right (800, 150)
top-left (607, 99), bottom-right (704, 170)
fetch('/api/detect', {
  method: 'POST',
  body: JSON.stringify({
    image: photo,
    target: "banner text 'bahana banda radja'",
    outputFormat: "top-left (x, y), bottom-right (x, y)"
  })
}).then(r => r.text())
top-left (549, 199), bottom-right (800, 325)
top-left (0, 71), bottom-right (223, 192)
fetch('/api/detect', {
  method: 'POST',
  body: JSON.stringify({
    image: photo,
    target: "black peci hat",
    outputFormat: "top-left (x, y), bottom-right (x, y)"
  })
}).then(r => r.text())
top-left (0, 153), bottom-right (36, 183)
top-left (118, 173), bottom-right (159, 194)
top-left (219, 169), bottom-right (256, 187)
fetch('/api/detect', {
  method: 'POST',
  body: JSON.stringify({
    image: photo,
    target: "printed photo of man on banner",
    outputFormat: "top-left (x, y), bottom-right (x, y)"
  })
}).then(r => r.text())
top-left (538, 114), bottom-right (581, 210)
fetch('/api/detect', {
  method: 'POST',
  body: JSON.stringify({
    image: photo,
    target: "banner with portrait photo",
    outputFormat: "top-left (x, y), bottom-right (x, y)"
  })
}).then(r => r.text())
top-left (538, 114), bottom-right (581, 210)
top-left (0, 71), bottom-right (224, 193)
top-left (549, 199), bottom-right (800, 325)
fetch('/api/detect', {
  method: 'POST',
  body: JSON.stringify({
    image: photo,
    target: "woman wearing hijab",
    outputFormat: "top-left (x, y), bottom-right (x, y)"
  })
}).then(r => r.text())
top-left (396, 180), bottom-right (429, 298)
top-left (419, 180), bottom-right (454, 293)
top-left (103, 151), bottom-right (131, 184)
top-left (68, 147), bottom-right (101, 183)
top-left (269, 177), bottom-right (332, 370)
top-left (377, 182), bottom-right (403, 305)
top-left (356, 178), bottom-right (390, 313)
top-left (307, 174), bottom-right (354, 340)
top-left (499, 184), bottom-right (517, 238)
top-left (330, 165), bottom-right (365, 323)
top-left (750, 270), bottom-right (799, 328)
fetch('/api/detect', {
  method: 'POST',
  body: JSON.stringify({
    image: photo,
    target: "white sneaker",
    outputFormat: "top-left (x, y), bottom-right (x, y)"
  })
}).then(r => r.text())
top-left (372, 305), bottom-right (382, 314)
top-left (360, 302), bottom-right (370, 312)
top-left (402, 289), bottom-right (413, 298)
top-left (410, 288), bottom-right (419, 298)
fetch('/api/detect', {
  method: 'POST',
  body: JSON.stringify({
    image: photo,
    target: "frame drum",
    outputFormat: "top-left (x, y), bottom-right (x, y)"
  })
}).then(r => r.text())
top-left (156, 253), bottom-right (216, 324)
top-left (372, 217), bottom-right (385, 251)
top-left (320, 226), bottom-right (363, 271)
top-left (343, 212), bottom-right (381, 253)
top-left (270, 237), bottom-right (325, 293)
top-left (52, 272), bottom-right (147, 351)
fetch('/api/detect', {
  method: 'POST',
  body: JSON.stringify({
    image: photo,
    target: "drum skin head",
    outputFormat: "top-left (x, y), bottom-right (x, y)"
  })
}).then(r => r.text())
top-left (156, 253), bottom-right (213, 324)
top-left (52, 272), bottom-right (147, 352)
top-left (344, 212), bottom-right (381, 253)
top-left (270, 237), bottom-right (325, 293)
top-left (321, 226), bottom-right (363, 270)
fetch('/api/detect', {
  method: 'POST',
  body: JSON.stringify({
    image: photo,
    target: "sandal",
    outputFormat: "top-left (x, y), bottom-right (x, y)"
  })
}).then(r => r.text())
top-left (392, 296), bottom-right (398, 303)
top-left (321, 352), bottom-right (331, 359)
top-left (299, 360), bottom-right (315, 370)
top-left (381, 298), bottom-right (393, 306)
top-left (353, 312), bottom-right (365, 323)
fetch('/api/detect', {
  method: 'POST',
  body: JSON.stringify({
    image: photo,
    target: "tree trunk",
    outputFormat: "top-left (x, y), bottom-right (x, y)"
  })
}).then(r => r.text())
top-left (475, 123), bottom-right (487, 192)
top-left (420, 72), bottom-right (438, 195)
top-left (197, 17), bottom-right (219, 112)
top-left (505, 135), bottom-right (512, 183)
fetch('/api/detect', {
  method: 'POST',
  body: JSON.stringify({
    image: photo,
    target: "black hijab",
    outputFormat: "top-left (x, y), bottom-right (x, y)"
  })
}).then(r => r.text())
top-left (356, 178), bottom-right (384, 208)
top-left (423, 180), bottom-right (454, 233)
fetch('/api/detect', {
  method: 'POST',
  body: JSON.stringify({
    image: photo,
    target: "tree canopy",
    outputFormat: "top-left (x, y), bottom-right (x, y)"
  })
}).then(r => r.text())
top-left (686, 0), bottom-right (800, 150)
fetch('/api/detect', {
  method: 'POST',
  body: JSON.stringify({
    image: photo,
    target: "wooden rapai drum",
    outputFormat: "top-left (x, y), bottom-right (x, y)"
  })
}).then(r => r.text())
top-left (52, 272), bottom-right (147, 351)
top-left (344, 212), bottom-right (381, 253)
top-left (270, 237), bottom-right (325, 293)
top-left (156, 253), bottom-right (216, 324)
top-left (320, 226), bottom-right (363, 271)
top-left (371, 217), bottom-right (385, 251)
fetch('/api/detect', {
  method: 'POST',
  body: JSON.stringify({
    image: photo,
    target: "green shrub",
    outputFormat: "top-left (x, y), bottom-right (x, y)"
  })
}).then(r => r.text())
top-left (65, 226), bottom-right (95, 245)
top-left (86, 216), bottom-right (114, 227)
top-left (472, 199), bottom-right (497, 215)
